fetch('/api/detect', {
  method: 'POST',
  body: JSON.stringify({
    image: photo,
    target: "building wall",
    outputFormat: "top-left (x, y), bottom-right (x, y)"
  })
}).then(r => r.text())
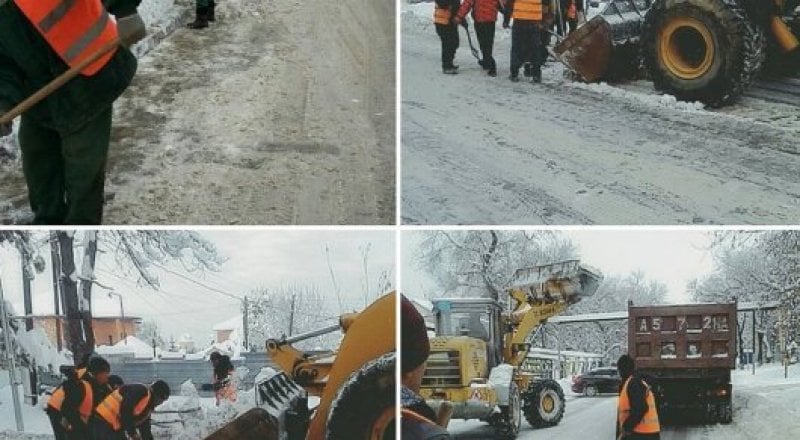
top-left (32, 317), bottom-right (139, 348)
top-left (216, 329), bottom-right (233, 343)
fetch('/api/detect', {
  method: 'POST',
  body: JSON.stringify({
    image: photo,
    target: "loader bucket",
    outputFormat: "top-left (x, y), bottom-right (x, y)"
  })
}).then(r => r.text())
top-left (204, 372), bottom-right (307, 440)
top-left (555, 0), bottom-right (653, 81)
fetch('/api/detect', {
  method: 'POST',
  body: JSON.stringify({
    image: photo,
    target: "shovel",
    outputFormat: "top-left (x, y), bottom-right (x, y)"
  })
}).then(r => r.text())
top-left (461, 20), bottom-right (481, 60)
top-left (0, 37), bottom-right (121, 126)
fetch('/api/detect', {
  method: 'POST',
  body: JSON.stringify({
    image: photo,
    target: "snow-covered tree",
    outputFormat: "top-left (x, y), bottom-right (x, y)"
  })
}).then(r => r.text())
top-left (139, 319), bottom-right (166, 349)
top-left (246, 285), bottom-right (343, 351)
top-left (693, 230), bottom-right (800, 364)
top-left (416, 230), bottom-right (578, 301)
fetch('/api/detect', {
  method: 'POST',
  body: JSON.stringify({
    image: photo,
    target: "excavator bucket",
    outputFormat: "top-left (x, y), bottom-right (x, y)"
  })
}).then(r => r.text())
top-left (511, 260), bottom-right (603, 301)
top-left (555, 0), bottom-right (652, 81)
top-left (204, 372), bottom-right (307, 440)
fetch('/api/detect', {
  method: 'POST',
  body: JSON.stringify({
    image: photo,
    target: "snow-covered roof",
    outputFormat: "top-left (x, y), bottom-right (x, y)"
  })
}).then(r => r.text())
top-left (97, 335), bottom-right (159, 359)
top-left (213, 315), bottom-right (243, 331)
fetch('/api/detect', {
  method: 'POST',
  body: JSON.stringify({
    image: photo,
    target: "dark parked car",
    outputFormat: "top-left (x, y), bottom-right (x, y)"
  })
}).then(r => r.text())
top-left (571, 367), bottom-right (621, 396)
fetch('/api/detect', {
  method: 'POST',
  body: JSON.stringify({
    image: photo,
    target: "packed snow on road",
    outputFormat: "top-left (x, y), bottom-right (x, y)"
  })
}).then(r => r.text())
top-left (445, 364), bottom-right (800, 439)
top-left (401, 2), bottom-right (800, 225)
top-left (0, 0), bottom-right (396, 225)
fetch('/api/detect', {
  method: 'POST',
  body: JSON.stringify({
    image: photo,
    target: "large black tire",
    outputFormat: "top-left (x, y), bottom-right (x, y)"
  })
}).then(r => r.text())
top-left (326, 352), bottom-right (395, 440)
top-left (641, 0), bottom-right (766, 107)
top-left (522, 379), bottom-right (565, 428)
top-left (494, 382), bottom-right (522, 439)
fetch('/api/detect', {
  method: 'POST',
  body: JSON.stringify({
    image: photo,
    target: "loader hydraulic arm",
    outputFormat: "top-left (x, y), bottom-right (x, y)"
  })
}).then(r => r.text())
top-left (502, 288), bottom-right (569, 366)
top-left (266, 312), bottom-right (359, 397)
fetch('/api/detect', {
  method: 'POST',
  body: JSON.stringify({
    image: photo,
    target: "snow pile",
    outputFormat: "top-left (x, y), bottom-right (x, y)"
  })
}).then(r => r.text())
top-left (14, 329), bottom-right (70, 371)
top-left (567, 81), bottom-right (707, 113)
top-left (0, 380), bottom-right (52, 435)
top-left (97, 335), bottom-right (159, 360)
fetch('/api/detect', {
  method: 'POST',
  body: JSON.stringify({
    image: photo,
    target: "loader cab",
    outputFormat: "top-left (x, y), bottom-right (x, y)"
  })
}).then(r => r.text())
top-left (432, 298), bottom-right (504, 368)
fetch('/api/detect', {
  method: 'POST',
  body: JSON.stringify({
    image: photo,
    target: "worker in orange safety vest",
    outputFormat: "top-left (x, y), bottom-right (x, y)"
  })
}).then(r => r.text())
top-left (46, 356), bottom-right (112, 440)
top-left (617, 354), bottom-right (661, 440)
top-left (91, 380), bottom-right (171, 440)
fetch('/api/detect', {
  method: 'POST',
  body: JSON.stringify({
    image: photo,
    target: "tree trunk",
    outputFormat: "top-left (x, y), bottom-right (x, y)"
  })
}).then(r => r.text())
top-left (56, 231), bottom-right (94, 366)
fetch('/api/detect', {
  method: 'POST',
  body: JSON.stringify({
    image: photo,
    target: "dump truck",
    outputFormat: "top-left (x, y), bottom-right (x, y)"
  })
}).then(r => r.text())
top-left (204, 291), bottom-right (396, 440)
top-left (556, 0), bottom-right (800, 106)
top-left (628, 301), bottom-right (737, 424)
top-left (420, 260), bottom-right (603, 438)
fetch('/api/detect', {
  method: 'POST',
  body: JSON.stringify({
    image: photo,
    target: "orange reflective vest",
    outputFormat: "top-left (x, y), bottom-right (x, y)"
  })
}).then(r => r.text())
top-left (13, 0), bottom-right (119, 76)
top-left (434, 4), bottom-right (453, 25)
top-left (95, 389), bottom-right (152, 431)
top-left (512, 0), bottom-right (543, 21)
top-left (47, 380), bottom-right (94, 424)
top-left (618, 377), bottom-right (661, 434)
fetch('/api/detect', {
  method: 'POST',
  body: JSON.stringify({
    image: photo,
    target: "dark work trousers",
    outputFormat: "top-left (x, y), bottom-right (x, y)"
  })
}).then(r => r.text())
top-left (47, 410), bottom-right (90, 440)
top-left (474, 21), bottom-right (496, 71)
top-left (47, 410), bottom-right (68, 440)
top-left (510, 20), bottom-right (542, 76)
top-left (90, 417), bottom-right (126, 440)
top-left (435, 23), bottom-right (460, 69)
top-left (19, 106), bottom-right (113, 225)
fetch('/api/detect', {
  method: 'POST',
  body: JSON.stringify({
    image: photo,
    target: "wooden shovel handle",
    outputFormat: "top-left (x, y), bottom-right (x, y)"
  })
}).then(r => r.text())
top-left (0, 37), bottom-right (121, 125)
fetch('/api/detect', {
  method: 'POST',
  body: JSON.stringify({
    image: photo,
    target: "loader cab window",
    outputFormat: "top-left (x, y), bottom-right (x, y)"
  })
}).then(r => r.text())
top-left (451, 312), bottom-right (490, 341)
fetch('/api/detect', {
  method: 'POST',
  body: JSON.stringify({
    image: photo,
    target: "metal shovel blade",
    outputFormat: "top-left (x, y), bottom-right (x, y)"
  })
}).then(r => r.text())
top-left (554, 16), bottom-right (613, 82)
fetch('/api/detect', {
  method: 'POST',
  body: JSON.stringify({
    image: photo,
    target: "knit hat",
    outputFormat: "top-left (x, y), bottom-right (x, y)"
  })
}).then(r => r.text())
top-left (401, 295), bottom-right (430, 374)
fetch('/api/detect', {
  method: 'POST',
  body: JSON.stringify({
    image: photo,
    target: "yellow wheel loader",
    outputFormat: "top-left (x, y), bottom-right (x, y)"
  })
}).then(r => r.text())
top-left (204, 291), bottom-right (396, 440)
top-left (555, 0), bottom-right (799, 106)
top-left (419, 261), bottom-right (603, 439)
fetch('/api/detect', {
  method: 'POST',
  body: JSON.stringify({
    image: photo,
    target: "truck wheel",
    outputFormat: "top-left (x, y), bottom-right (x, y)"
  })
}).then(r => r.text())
top-left (522, 379), bottom-right (565, 428)
top-left (584, 385), bottom-right (598, 397)
top-left (325, 352), bottom-right (395, 440)
top-left (494, 382), bottom-right (521, 439)
top-left (641, 0), bottom-right (766, 107)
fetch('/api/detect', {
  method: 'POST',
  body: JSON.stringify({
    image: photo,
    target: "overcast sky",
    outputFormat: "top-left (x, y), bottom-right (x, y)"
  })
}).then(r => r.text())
top-left (401, 229), bottom-right (717, 304)
top-left (0, 230), bottom-right (395, 344)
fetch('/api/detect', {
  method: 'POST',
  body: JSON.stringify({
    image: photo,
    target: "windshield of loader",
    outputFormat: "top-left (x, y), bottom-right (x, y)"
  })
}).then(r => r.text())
top-left (442, 312), bottom-right (491, 341)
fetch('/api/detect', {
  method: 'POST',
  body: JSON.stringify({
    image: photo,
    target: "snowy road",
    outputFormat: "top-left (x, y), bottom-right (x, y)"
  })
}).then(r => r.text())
top-left (401, 6), bottom-right (800, 225)
top-left (445, 365), bottom-right (800, 439)
top-left (1, 0), bottom-right (395, 225)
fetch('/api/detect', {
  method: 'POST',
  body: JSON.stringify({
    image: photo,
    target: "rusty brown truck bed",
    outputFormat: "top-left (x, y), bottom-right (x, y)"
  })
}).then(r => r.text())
top-left (628, 302), bottom-right (737, 424)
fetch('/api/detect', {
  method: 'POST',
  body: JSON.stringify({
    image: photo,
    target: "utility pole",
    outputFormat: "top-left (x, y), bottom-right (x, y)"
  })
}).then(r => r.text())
top-left (20, 252), bottom-right (37, 405)
top-left (0, 277), bottom-right (25, 431)
top-left (288, 294), bottom-right (296, 337)
top-left (242, 296), bottom-right (249, 350)
top-left (50, 233), bottom-right (63, 352)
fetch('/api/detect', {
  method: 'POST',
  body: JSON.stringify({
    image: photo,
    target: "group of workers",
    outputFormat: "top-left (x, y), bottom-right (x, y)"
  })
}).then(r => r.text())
top-left (46, 351), bottom-right (238, 440)
top-left (433, 0), bottom-right (583, 81)
top-left (46, 355), bottom-right (170, 440)
top-left (399, 295), bottom-right (663, 440)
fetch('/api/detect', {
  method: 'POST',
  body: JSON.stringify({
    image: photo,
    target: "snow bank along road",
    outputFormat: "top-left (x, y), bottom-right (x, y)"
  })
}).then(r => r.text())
top-left (0, 0), bottom-right (395, 225)
top-left (446, 365), bottom-right (800, 439)
top-left (401, 8), bottom-right (800, 225)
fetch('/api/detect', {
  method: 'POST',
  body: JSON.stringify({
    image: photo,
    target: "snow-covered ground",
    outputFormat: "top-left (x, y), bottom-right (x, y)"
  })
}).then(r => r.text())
top-left (447, 364), bottom-right (800, 439)
top-left (1, 0), bottom-right (396, 225)
top-left (401, 2), bottom-right (800, 225)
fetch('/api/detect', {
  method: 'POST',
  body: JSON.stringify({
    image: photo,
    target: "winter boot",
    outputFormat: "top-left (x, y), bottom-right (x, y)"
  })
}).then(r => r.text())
top-left (487, 68), bottom-right (497, 77)
top-left (208, 0), bottom-right (216, 22)
top-left (188, 7), bottom-right (209, 29)
top-left (443, 66), bottom-right (459, 74)
top-left (478, 59), bottom-right (487, 70)
top-left (509, 71), bottom-right (520, 82)
top-left (531, 68), bottom-right (542, 83)
top-left (522, 63), bottom-right (532, 78)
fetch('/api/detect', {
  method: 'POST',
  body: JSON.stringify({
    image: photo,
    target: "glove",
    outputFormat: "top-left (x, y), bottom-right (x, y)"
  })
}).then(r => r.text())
top-left (461, 19), bottom-right (468, 29)
top-left (117, 12), bottom-right (147, 47)
top-left (0, 120), bottom-right (10, 137)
